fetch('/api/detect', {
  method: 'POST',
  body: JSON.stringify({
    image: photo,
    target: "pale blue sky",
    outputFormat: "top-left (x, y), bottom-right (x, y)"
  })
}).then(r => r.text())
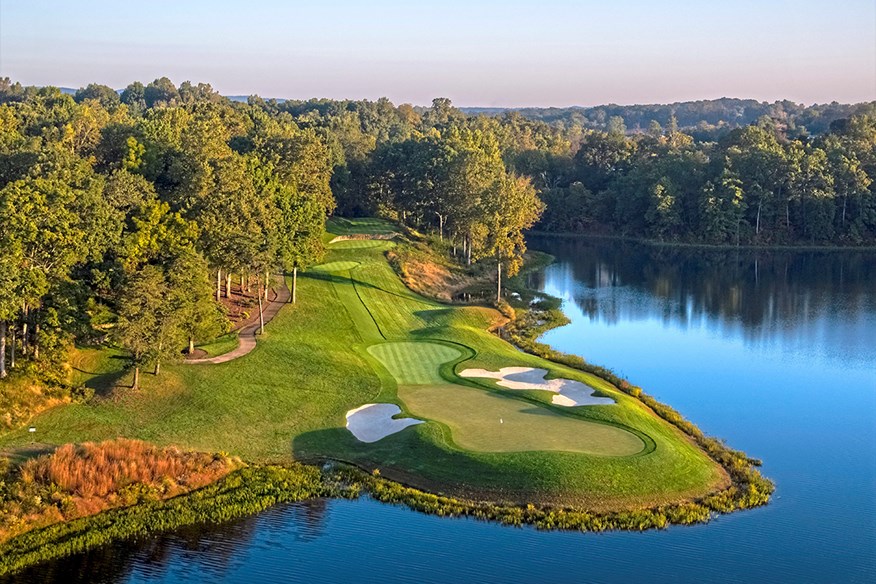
top-left (1, 0), bottom-right (874, 106)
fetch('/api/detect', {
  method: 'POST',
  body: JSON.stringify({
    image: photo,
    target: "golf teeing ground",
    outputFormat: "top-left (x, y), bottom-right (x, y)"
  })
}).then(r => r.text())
top-left (0, 218), bottom-right (728, 510)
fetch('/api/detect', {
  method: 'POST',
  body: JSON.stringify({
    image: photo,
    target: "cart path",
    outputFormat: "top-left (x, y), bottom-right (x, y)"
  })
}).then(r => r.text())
top-left (187, 278), bottom-right (291, 364)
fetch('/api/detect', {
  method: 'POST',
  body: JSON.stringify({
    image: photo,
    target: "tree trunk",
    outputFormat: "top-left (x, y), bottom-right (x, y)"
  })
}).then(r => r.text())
top-left (437, 213), bottom-right (444, 240)
top-left (216, 269), bottom-right (222, 302)
top-left (0, 320), bottom-right (7, 379)
top-left (756, 200), bottom-right (762, 235)
top-left (842, 195), bottom-right (847, 227)
top-left (496, 259), bottom-right (502, 305)
top-left (258, 288), bottom-right (265, 335)
top-left (21, 307), bottom-right (28, 356)
top-left (264, 272), bottom-right (270, 301)
top-left (241, 273), bottom-right (245, 295)
top-left (9, 324), bottom-right (15, 369)
top-left (133, 366), bottom-right (140, 389)
top-left (154, 341), bottom-right (162, 375)
top-left (466, 234), bottom-right (472, 266)
top-left (189, 336), bottom-right (195, 355)
top-left (33, 320), bottom-right (39, 360)
top-left (292, 267), bottom-right (298, 304)
top-left (225, 272), bottom-right (232, 298)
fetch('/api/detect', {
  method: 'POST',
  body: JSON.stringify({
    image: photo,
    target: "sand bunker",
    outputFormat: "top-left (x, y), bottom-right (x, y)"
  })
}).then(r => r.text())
top-left (345, 403), bottom-right (423, 443)
top-left (458, 367), bottom-right (615, 407)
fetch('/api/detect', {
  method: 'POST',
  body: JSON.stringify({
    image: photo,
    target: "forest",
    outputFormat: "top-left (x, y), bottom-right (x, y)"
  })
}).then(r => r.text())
top-left (462, 97), bottom-right (871, 137)
top-left (1, 76), bottom-right (875, 386)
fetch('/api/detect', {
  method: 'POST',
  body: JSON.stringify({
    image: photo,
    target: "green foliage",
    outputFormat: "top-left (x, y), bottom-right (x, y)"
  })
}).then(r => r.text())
top-left (0, 465), bottom-right (328, 577)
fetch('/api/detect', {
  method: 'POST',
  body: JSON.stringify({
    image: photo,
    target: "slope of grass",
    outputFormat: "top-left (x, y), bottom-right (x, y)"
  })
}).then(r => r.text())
top-left (0, 217), bottom-right (729, 510)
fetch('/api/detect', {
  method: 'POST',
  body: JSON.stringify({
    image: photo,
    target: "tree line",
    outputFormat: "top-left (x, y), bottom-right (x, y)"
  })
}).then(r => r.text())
top-left (537, 114), bottom-right (876, 245)
top-left (463, 98), bottom-right (872, 139)
top-left (244, 92), bottom-right (876, 247)
top-left (0, 78), bottom-right (334, 384)
top-left (2, 77), bottom-right (873, 384)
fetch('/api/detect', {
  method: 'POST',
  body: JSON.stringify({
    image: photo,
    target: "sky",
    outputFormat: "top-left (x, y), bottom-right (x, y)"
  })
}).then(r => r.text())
top-left (1, 0), bottom-right (874, 107)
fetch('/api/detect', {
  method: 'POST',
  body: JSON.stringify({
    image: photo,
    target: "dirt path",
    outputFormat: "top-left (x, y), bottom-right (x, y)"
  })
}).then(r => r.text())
top-left (187, 278), bottom-right (291, 365)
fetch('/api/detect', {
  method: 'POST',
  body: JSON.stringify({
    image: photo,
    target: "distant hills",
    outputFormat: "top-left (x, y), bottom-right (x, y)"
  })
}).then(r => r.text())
top-left (58, 86), bottom-right (872, 135)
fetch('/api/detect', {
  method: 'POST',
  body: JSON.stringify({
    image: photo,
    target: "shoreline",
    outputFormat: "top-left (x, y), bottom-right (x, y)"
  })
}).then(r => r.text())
top-left (528, 229), bottom-right (876, 253)
top-left (0, 232), bottom-right (773, 575)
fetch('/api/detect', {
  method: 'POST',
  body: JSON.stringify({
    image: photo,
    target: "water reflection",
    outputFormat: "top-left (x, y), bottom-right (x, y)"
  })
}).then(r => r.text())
top-left (1, 499), bottom-right (330, 584)
top-left (529, 236), bottom-right (876, 366)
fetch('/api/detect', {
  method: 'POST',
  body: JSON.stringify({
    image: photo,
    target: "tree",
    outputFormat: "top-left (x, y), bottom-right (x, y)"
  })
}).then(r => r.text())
top-left (645, 178), bottom-right (682, 239)
top-left (701, 169), bottom-right (746, 244)
top-left (143, 77), bottom-right (180, 108)
top-left (114, 265), bottom-right (169, 388)
top-left (74, 84), bottom-right (120, 109)
top-left (120, 82), bottom-right (146, 111)
top-left (255, 130), bottom-right (335, 301)
top-left (0, 250), bottom-right (22, 378)
top-left (479, 174), bottom-right (544, 304)
top-left (192, 155), bottom-right (277, 299)
top-left (166, 251), bottom-right (225, 355)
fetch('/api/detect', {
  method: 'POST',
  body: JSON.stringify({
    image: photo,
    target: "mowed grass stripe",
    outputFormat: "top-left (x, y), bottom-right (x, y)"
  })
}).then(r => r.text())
top-left (310, 261), bottom-right (360, 272)
top-left (330, 240), bottom-right (395, 250)
top-left (327, 217), bottom-right (397, 235)
top-left (368, 342), bottom-right (462, 385)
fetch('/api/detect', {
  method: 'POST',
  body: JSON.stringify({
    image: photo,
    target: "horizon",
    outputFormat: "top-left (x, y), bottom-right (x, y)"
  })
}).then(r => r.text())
top-left (32, 85), bottom-right (876, 109)
top-left (2, 0), bottom-right (874, 107)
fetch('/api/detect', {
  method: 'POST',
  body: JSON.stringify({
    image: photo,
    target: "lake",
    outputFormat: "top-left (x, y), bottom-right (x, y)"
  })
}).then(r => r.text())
top-left (8, 236), bottom-right (875, 583)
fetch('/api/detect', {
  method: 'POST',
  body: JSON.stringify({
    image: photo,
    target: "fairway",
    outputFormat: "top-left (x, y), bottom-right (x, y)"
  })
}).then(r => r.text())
top-left (400, 384), bottom-right (644, 455)
top-left (310, 261), bottom-right (361, 272)
top-left (329, 239), bottom-right (395, 249)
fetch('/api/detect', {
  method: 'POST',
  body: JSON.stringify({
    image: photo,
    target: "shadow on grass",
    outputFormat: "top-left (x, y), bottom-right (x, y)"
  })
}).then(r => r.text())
top-left (291, 425), bottom-right (559, 501)
top-left (305, 272), bottom-right (435, 307)
top-left (71, 359), bottom-right (129, 397)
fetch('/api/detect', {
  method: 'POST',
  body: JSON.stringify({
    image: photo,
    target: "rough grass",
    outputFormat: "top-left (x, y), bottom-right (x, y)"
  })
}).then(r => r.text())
top-left (0, 218), bottom-right (728, 509)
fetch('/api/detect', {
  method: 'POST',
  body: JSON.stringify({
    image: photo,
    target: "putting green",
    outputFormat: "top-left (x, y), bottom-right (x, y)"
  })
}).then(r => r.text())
top-left (310, 261), bottom-right (361, 272)
top-left (330, 239), bottom-right (395, 249)
top-left (368, 341), bottom-right (643, 456)
top-left (400, 384), bottom-right (644, 456)
top-left (368, 342), bottom-right (462, 385)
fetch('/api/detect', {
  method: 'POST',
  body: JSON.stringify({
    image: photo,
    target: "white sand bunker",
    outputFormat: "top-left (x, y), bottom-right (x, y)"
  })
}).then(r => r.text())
top-left (459, 367), bottom-right (615, 407)
top-left (346, 403), bottom-right (423, 443)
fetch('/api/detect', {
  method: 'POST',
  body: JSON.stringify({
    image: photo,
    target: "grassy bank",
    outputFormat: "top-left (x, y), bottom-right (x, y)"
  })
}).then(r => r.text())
top-left (0, 463), bottom-right (327, 577)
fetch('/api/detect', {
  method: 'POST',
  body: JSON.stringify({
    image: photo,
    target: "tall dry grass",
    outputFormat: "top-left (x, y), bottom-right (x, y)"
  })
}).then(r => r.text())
top-left (21, 439), bottom-right (235, 498)
top-left (2, 439), bottom-right (241, 544)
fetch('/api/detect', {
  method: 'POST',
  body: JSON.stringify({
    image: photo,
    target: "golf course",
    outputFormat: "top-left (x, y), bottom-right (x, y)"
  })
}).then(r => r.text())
top-left (0, 217), bottom-right (733, 511)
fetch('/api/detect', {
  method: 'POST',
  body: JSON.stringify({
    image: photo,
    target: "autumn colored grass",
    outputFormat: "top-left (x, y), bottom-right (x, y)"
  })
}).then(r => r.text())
top-left (0, 439), bottom-right (241, 545)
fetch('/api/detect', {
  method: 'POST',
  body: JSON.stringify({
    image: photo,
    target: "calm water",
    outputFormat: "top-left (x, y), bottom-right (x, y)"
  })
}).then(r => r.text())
top-left (10, 237), bottom-right (876, 583)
